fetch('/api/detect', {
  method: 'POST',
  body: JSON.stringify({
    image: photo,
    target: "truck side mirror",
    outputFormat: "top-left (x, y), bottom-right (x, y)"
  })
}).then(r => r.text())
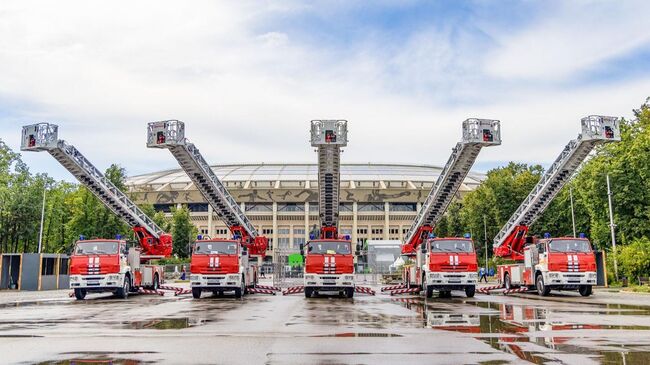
top-left (355, 244), bottom-right (361, 256)
top-left (300, 243), bottom-right (304, 256)
top-left (421, 244), bottom-right (428, 254)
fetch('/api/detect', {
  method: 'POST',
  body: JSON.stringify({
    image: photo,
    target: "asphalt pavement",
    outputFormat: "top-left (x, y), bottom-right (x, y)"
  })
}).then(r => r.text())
top-left (0, 282), bottom-right (649, 364)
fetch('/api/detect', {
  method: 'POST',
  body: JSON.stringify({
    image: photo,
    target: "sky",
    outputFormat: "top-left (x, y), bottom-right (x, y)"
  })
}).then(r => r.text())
top-left (1, 0), bottom-right (649, 182)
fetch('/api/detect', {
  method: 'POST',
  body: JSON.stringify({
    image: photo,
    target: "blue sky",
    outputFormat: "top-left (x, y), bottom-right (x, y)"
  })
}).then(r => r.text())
top-left (0, 0), bottom-right (649, 182)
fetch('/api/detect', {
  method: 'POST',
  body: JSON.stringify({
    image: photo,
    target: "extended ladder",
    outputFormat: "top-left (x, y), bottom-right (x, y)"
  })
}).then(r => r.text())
top-left (493, 115), bottom-right (620, 259)
top-left (402, 119), bottom-right (501, 255)
top-left (21, 123), bottom-right (172, 257)
top-left (310, 120), bottom-right (348, 239)
top-left (147, 120), bottom-right (267, 255)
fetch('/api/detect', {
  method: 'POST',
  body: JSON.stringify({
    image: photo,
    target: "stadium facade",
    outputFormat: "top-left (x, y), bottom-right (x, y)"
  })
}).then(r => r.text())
top-left (126, 163), bottom-right (485, 265)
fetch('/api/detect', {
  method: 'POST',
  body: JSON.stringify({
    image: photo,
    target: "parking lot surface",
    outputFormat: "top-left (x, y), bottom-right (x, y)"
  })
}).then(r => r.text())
top-left (0, 284), bottom-right (649, 364)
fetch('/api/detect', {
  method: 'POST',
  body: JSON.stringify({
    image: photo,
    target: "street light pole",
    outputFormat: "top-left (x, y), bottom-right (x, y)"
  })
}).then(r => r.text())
top-left (483, 215), bottom-right (488, 270)
top-left (606, 174), bottom-right (618, 280)
top-left (570, 185), bottom-right (576, 238)
top-left (38, 183), bottom-right (47, 253)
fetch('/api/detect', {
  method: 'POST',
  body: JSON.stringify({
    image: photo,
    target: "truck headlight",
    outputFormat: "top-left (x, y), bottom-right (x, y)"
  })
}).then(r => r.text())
top-left (227, 274), bottom-right (240, 281)
top-left (469, 273), bottom-right (478, 279)
top-left (588, 273), bottom-right (597, 278)
top-left (69, 276), bottom-right (80, 282)
top-left (428, 273), bottom-right (441, 279)
top-left (305, 275), bottom-right (316, 280)
top-left (107, 274), bottom-right (121, 281)
top-left (548, 273), bottom-right (560, 278)
top-left (344, 275), bottom-right (354, 281)
top-left (190, 275), bottom-right (200, 281)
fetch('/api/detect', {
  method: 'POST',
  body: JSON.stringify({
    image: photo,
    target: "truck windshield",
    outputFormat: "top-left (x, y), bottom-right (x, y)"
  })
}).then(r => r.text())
top-left (549, 240), bottom-right (592, 253)
top-left (429, 240), bottom-right (474, 253)
top-left (308, 241), bottom-right (351, 255)
top-left (75, 241), bottom-right (119, 255)
top-left (194, 241), bottom-right (239, 255)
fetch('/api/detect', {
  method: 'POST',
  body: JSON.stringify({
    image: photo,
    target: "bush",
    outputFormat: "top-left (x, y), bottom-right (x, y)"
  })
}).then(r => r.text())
top-left (617, 238), bottom-right (650, 282)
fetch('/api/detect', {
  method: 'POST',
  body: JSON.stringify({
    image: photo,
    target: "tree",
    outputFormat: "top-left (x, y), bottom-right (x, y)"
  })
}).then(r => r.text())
top-left (171, 205), bottom-right (197, 258)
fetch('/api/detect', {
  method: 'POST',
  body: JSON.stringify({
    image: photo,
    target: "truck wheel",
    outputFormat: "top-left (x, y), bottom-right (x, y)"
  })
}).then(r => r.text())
top-left (234, 288), bottom-right (242, 298)
top-left (579, 285), bottom-right (592, 297)
top-left (465, 286), bottom-right (476, 298)
top-left (504, 273), bottom-right (512, 290)
top-left (192, 287), bottom-right (202, 299)
top-left (74, 289), bottom-right (86, 300)
top-left (152, 274), bottom-right (159, 291)
top-left (536, 274), bottom-right (550, 296)
top-left (345, 288), bottom-right (354, 298)
top-left (426, 286), bottom-right (434, 299)
top-left (115, 277), bottom-right (130, 299)
top-left (305, 287), bottom-right (314, 298)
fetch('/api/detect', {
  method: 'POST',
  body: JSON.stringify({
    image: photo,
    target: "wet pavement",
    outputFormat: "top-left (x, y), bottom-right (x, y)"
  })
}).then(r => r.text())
top-left (0, 284), bottom-right (649, 364)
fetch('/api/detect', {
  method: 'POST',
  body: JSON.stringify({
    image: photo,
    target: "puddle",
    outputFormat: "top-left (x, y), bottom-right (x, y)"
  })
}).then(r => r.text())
top-left (391, 296), bottom-right (650, 364)
top-left (125, 318), bottom-right (208, 330)
top-left (39, 351), bottom-right (157, 364)
top-left (312, 332), bottom-right (403, 337)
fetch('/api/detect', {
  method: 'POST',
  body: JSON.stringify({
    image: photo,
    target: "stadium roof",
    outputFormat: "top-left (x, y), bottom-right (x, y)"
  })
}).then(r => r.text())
top-left (126, 163), bottom-right (485, 189)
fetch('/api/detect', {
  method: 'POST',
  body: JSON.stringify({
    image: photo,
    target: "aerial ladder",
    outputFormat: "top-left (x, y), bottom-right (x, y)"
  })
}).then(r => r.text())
top-left (491, 115), bottom-right (620, 296)
top-left (147, 120), bottom-right (268, 298)
top-left (394, 119), bottom-right (501, 298)
top-left (294, 120), bottom-right (358, 298)
top-left (21, 123), bottom-right (171, 299)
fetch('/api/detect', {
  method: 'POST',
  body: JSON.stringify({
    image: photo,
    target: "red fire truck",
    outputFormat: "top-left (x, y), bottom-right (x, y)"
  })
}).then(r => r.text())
top-left (492, 116), bottom-right (620, 296)
top-left (401, 119), bottom-right (501, 298)
top-left (147, 121), bottom-right (268, 298)
top-left (21, 123), bottom-right (172, 300)
top-left (300, 120), bottom-right (357, 298)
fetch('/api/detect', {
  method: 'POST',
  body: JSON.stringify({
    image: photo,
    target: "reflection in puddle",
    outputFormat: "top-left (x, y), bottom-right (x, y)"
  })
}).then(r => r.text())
top-left (39, 351), bottom-right (157, 364)
top-left (393, 297), bottom-right (650, 364)
top-left (126, 318), bottom-right (208, 329)
top-left (312, 332), bottom-right (403, 337)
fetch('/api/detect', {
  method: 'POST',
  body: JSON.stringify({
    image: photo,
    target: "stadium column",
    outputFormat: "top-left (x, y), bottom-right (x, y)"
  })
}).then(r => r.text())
top-left (272, 202), bottom-right (278, 252)
top-left (207, 205), bottom-right (213, 237)
top-left (304, 202), bottom-right (309, 241)
top-left (384, 202), bottom-right (390, 240)
top-left (352, 202), bottom-right (358, 245)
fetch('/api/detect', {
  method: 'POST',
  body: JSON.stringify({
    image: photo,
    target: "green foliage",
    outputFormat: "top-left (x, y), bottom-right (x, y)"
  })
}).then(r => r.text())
top-left (616, 238), bottom-right (650, 281)
top-left (171, 205), bottom-right (197, 258)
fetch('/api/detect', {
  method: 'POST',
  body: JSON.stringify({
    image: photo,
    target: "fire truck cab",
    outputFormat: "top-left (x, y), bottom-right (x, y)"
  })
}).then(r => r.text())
top-left (301, 238), bottom-right (357, 298)
top-left (406, 236), bottom-right (478, 298)
top-left (498, 235), bottom-right (597, 296)
top-left (69, 238), bottom-right (164, 300)
top-left (189, 237), bottom-right (258, 299)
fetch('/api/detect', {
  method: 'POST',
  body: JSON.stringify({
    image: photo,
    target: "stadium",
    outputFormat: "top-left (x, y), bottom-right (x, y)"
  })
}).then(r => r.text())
top-left (126, 163), bottom-right (485, 265)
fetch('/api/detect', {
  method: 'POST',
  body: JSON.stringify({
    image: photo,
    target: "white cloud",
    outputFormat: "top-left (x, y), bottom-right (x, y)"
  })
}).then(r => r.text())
top-left (0, 0), bottom-right (648, 183)
top-left (483, 1), bottom-right (650, 81)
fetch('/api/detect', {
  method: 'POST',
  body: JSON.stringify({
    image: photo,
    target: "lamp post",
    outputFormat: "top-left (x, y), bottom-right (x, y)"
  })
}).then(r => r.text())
top-left (606, 174), bottom-right (618, 280)
top-left (483, 215), bottom-right (488, 270)
top-left (570, 185), bottom-right (576, 238)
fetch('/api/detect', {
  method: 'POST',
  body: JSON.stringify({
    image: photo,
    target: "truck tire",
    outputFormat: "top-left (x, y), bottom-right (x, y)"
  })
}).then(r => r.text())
top-left (465, 285), bottom-right (476, 298)
top-left (426, 286), bottom-right (434, 299)
top-left (115, 277), bottom-right (130, 299)
top-left (74, 289), bottom-right (86, 300)
top-left (536, 274), bottom-right (550, 296)
top-left (305, 287), bottom-right (314, 298)
top-left (579, 285), bottom-right (593, 297)
top-left (345, 287), bottom-right (354, 298)
top-left (234, 288), bottom-right (242, 298)
top-left (192, 287), bottom-right (202, 299)
top-left (504, 273), bottom-right (512, 290)
top-left (152, 274), bottom-right (159, 291)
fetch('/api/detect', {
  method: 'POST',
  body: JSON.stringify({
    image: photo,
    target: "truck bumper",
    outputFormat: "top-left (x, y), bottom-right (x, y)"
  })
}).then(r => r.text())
top-left (304, 274), bottom-right (355, 291)
top-left (544, 271), bottom-right (597, 287)
top-left (426, 272), bottom-right (477, 290)
top-left (69, 274), bottom-right (124, 291)
top-left (190, 273), bottom-right (241, 290)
